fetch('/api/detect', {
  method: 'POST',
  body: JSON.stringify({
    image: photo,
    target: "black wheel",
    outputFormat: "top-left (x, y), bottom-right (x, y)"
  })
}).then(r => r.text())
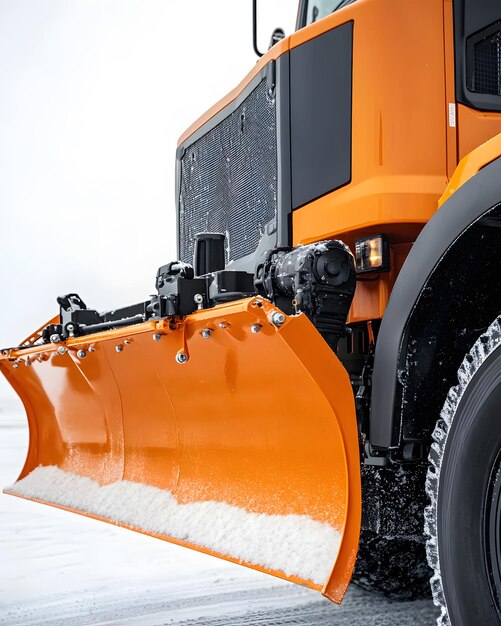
top-left (426, 318), bottom-right (501, 625)
top-left (352, 530), bottom-right (431, 600)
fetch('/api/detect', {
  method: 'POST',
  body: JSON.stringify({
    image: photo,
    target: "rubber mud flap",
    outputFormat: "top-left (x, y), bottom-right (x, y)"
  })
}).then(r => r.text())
top-left (0, 297), bottom-right (361, 602)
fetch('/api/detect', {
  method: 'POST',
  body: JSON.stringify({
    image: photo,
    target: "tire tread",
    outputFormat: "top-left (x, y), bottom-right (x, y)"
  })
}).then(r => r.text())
top-left (425, 317), bottom-right (501, 625)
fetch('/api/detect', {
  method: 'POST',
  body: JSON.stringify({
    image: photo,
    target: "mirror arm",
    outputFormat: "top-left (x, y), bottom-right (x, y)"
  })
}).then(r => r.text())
top-left (252, 0), bottom-right (264, 57)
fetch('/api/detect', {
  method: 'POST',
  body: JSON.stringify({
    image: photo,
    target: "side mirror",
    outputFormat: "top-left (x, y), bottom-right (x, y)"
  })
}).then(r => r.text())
top-left (269, 27), bottom-right (286, 50)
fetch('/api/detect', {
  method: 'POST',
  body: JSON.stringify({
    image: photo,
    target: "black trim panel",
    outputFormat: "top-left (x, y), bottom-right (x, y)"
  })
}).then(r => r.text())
top-left (371, 155), bottom-right (501, 449)
top-left (290, 21), bottom-right (353, 210)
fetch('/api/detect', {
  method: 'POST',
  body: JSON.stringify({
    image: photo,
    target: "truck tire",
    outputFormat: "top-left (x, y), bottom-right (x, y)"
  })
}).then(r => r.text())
top-left (425, 317), bottom-right (501, 625)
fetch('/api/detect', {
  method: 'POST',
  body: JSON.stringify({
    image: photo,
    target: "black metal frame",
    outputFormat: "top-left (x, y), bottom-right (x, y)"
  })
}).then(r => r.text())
top-left (296, 0), bottom-right (308, 31)
top-left (252, 0), bottom-right (264, 57)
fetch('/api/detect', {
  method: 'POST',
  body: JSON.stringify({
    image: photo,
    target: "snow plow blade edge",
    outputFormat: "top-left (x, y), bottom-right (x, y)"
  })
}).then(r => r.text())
top-left (0, 297), bottom-right (361, 602)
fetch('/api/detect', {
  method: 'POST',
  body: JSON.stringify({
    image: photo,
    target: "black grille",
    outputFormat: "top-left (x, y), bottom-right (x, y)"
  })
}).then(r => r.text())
top-left (467, 21), bottom-right (501, 96)
top-left (179, 78), bottom-right (277, 265)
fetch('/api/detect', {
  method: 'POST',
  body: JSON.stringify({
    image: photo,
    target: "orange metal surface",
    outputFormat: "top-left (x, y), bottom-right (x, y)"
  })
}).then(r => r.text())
top-left (1, 297), bottom-right (361, 603)
top-left (292, 0), bottom-right (448, 246)
top-left (457, 105), bottom-right (501, 162)
top-left (439, 132), bottom-right (501, 208)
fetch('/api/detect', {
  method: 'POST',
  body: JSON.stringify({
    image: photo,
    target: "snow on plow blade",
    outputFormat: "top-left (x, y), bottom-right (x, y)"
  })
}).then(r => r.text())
top-left (0, 297), bottom-right (360, 602)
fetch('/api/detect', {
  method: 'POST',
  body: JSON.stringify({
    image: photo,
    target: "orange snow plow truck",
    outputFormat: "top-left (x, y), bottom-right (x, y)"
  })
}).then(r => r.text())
top-left (2, 0), bottom-right (501, 623)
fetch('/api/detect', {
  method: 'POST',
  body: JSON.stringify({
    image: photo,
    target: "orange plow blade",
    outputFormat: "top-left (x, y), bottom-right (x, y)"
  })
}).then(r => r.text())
top-left (0, 297), bottom-right (361, 602)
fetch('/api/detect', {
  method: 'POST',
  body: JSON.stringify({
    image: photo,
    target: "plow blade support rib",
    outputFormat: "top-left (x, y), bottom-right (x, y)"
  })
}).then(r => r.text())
top-left (1, 297), bottom-right (361, 602)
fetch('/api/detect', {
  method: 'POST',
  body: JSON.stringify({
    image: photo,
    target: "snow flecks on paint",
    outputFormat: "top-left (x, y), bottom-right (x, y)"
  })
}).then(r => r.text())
top-left (8, 466), bottom-right (341, 587)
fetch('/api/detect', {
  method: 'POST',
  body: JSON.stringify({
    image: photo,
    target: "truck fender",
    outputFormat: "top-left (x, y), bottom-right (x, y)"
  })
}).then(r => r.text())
top-left (371, 134), bottom-right (501, 449)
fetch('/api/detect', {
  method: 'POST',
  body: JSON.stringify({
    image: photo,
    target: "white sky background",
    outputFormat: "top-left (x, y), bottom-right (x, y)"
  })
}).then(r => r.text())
top-left (0, 0), bottom-right (298, 397)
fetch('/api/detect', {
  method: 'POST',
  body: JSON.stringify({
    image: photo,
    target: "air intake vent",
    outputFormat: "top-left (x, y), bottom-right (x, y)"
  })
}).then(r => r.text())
top-left (178, 78), bottom-right (277, 266)
top-left (467, 21), bottom-right (501, 96)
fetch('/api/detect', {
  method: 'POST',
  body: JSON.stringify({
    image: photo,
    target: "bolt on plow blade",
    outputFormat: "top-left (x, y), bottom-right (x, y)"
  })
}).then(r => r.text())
top-left (1, 297), bottom-right (360, 602)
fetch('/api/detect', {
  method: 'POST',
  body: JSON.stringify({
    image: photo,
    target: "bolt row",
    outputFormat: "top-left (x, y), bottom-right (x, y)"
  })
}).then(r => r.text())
top-left (10, 310), bottom-right (287, 369)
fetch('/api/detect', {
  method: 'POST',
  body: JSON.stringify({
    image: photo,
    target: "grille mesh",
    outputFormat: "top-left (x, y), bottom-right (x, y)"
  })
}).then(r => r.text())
top-left (468, 22), bottom-right (501, 96)
top-left (179, 79), bottom-right (277, 265)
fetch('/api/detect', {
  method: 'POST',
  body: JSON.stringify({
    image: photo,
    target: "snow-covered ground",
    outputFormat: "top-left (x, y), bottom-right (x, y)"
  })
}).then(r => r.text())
top-left (0, 397), bottom-right (439, 625)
